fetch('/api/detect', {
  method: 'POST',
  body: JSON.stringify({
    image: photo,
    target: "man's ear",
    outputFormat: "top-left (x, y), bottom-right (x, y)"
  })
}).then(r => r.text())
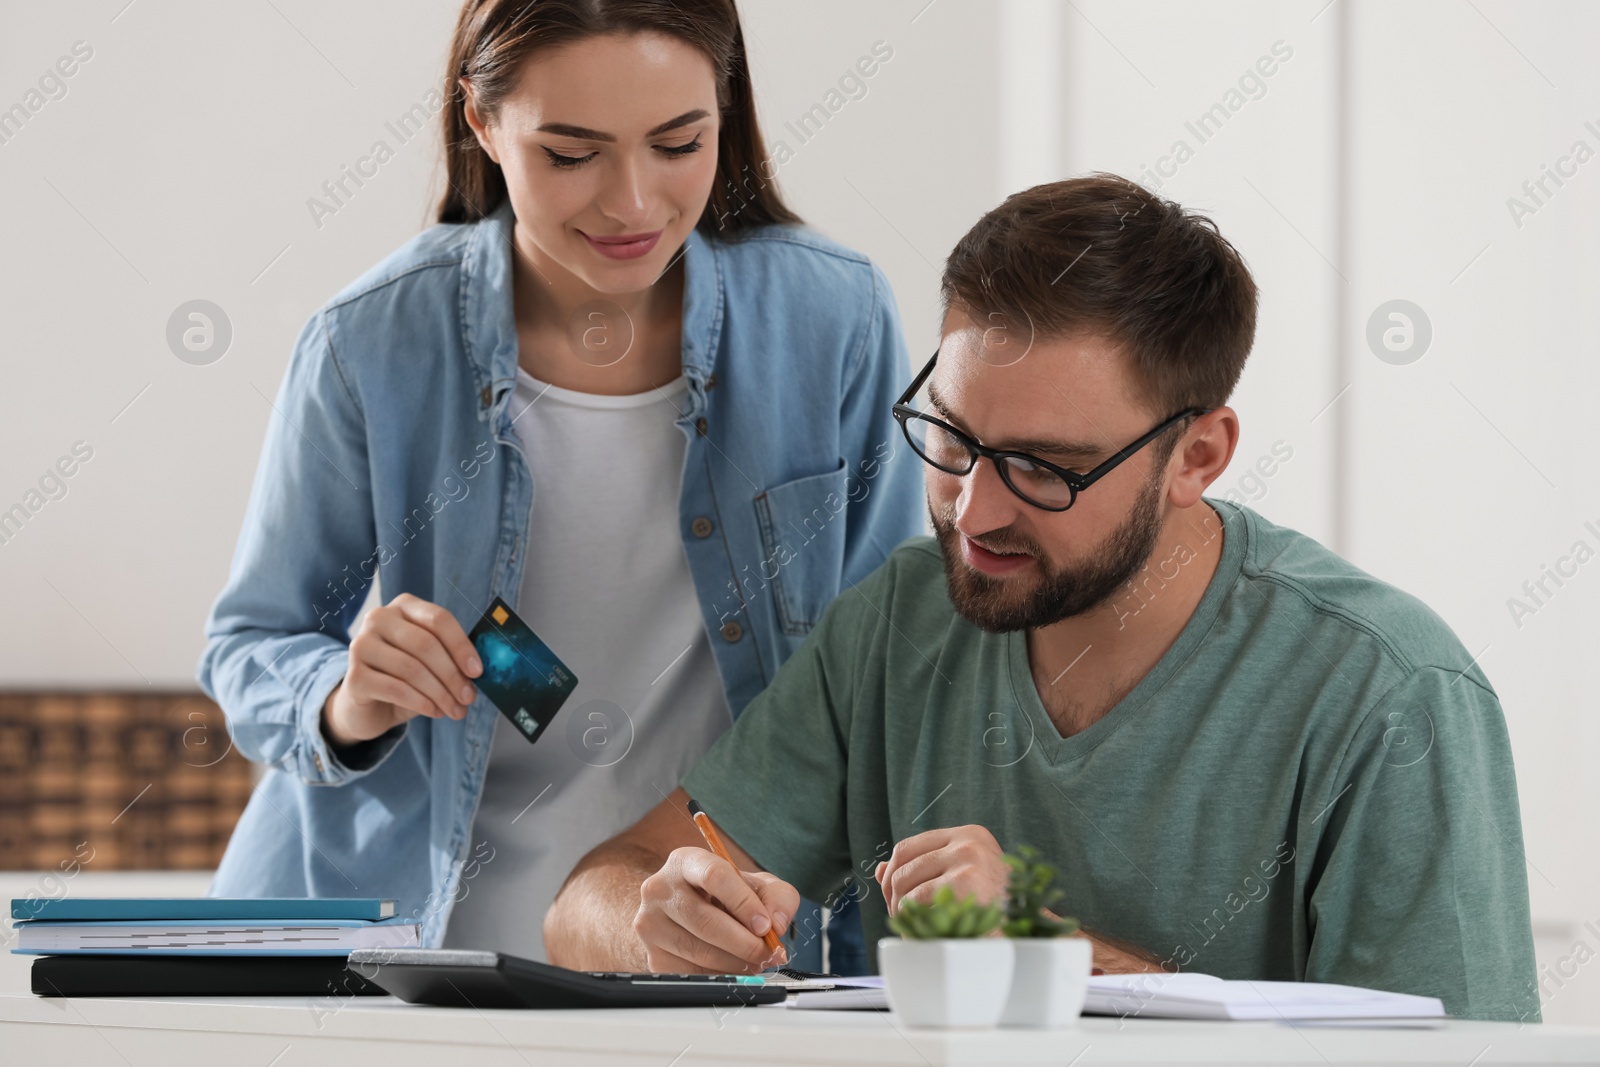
top-left (458, 78), bottom-right (500, 165)
top-left (1167, 406), bottom-right (1239, 508)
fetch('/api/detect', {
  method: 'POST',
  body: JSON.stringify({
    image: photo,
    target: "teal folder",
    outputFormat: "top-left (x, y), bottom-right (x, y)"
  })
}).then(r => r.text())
top-left (10, 897), bottom-right (397, 922)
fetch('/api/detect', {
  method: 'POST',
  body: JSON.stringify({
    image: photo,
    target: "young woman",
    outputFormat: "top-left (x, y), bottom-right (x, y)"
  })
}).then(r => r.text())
top-left (196, 0), bottom-right (921, 971)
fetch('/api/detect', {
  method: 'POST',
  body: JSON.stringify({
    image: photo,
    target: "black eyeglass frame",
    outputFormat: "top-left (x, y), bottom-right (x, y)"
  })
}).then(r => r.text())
top-left (891, 348), bottom-right (1212, 512)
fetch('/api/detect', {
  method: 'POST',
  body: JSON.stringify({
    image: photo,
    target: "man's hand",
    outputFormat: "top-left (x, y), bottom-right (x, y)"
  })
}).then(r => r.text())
top-left (873, 827), bottom-right (1170, 973)
top-left (873, 825), bottom-right (1008, 916)
top-left (633, 846), bottom-right (800, 974)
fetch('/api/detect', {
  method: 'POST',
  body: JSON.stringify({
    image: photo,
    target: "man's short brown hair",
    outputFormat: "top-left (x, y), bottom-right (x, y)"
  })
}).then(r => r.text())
top-left (941, 173), bottom-right (1258, 416)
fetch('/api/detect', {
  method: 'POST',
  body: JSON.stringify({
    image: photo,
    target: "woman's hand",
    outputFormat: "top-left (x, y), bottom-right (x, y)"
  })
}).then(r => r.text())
top-left (321, 593), bottom-right (483, 747)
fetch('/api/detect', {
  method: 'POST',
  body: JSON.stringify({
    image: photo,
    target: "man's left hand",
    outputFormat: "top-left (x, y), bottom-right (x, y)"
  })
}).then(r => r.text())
top-left (874, 824), bottom-right (1008, 917)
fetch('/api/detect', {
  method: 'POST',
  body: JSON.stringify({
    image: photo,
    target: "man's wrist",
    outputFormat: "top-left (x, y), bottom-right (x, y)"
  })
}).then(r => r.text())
top-left (545, 843), bottom-right (660, 970)
top-left (1077, 927), bottom-right (1171, 974)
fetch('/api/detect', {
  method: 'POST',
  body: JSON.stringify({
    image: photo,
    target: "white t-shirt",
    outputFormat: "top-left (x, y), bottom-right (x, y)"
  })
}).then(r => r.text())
top-left (442, 368), bottom-right (734, 960)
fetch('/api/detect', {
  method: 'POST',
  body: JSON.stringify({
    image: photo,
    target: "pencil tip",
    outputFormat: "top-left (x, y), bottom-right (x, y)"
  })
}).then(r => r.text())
top-left (686, 798), bottom-right (703, 818)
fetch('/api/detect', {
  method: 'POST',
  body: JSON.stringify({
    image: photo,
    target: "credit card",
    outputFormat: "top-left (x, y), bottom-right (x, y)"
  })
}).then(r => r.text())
top-left (466, 596), bottom-right (578, 745)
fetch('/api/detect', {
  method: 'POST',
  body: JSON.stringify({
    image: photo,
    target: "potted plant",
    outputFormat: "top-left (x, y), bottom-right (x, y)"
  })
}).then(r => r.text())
top-left (878, 884), bottom-right (1013, 1028)
top-left (999, 845), bottom-right (1091, 1027)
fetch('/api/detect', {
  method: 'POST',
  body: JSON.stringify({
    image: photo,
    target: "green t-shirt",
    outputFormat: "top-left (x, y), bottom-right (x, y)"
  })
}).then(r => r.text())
top-left (682, 499), bottom-right (1539, 1022)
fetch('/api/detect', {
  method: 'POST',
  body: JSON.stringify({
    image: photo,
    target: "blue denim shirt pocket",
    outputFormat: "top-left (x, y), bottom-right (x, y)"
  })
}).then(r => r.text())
top-left (753, 457), bottom-right (851, 636)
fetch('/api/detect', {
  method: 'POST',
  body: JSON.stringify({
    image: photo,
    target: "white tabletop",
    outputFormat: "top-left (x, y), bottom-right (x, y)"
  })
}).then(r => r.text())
top-left (4, 992), bottom-right (1600, 1066)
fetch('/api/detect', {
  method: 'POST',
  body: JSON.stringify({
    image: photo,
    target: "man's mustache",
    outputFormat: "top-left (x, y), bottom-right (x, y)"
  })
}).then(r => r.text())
top-left (933, 508), bottom-right (1042, 559)
top-left (971, 536), bottom-right (1035, 557)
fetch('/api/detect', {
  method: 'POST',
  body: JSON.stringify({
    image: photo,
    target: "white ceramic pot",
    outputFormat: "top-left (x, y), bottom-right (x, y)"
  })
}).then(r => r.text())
top-left (878, 937), bottom-right (1015, 1028)
top-left (999, 937), bottom-right (1093, 1027)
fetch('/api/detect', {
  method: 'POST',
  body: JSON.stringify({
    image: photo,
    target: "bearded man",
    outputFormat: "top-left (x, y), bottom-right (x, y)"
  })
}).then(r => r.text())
top-left (543, 174), bottom-right (1539, 1024)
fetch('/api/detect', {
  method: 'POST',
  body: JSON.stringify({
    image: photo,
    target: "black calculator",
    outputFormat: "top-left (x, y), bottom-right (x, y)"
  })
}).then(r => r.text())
top-left (347, 949), bottom-right (788, 1009)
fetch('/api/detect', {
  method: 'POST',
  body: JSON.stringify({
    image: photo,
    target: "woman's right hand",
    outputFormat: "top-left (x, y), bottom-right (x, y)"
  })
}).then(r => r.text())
top-left (321, 593), bottom-right (483, 747)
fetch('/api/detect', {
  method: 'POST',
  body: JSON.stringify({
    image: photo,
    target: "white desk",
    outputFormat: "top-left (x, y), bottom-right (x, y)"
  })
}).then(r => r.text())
top-left (4, 993), bottom-right (1600, 1066)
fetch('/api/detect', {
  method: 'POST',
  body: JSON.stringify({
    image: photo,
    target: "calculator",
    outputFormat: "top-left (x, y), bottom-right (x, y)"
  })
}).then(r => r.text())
top-left (346, 948), bottom-right (789, 1009)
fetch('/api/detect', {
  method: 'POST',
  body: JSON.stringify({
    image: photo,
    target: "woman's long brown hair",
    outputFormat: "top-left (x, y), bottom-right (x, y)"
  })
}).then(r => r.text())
top-left (437, 0), bottom-right (801, 237)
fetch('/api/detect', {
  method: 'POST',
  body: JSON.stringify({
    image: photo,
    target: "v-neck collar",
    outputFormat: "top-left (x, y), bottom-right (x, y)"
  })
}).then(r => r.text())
top-left (462, 198), bottom-right (723, 424)
top-left (1003, 499), bottom-right (1247, 766)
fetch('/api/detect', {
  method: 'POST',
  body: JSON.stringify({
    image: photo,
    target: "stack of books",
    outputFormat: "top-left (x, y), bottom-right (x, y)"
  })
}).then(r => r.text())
top-left (13, 897), bottom-right (419, 997)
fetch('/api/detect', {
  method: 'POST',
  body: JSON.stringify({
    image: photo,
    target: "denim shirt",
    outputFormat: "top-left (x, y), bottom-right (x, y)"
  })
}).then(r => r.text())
top-left (196, 200), bottom-right (924, 948)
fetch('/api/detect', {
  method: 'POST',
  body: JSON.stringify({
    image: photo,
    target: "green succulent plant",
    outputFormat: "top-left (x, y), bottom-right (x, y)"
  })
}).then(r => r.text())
top-left (887, 883), bottom-right (1004, 940)
top-left (1001, 845), bottom-right (1081, 939)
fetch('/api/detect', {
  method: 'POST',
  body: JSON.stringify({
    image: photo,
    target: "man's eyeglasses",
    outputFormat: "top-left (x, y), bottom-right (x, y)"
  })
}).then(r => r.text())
top-left (891, 349), bottom-right (1210, 512)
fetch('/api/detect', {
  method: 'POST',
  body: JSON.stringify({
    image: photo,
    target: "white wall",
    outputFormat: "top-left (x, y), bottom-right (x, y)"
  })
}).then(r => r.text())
top-left (0, 0), bottom-right (1594, 1023)
top-left (1046, 0), bottom-right (1600, 1025)
top-left (1344, 0), bottom-right (1600, 1026)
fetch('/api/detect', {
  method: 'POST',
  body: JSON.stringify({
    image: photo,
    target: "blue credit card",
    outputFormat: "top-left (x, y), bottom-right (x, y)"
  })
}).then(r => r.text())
top-left (467, 596), bottom-right (578, 744)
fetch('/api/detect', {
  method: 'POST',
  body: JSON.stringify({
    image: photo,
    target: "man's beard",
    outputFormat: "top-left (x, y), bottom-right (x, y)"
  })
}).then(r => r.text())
top-left (931, 467), bottom-right (1167, 633)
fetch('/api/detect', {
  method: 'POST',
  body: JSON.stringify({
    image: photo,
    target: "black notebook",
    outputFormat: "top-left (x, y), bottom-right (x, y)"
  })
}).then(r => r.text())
top-left (31, 954), bottom-right (387, 998)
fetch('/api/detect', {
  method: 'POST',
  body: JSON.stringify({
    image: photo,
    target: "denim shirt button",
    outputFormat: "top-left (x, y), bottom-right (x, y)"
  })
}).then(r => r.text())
top-left (695, 417), bottom-right (708, 436)
top-left (480, 385), bottom-right (492, 408)
top-left (691, 516), bottom-right (714, 538)
top-left (720, 621), bottom-right (743, 643)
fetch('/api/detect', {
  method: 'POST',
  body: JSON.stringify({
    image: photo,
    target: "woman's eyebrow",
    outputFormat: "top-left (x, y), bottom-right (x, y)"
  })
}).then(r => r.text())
top-left (536, 109), bottom-right (711, 143)
top-left (925, 381), bottom-right (1104, 461)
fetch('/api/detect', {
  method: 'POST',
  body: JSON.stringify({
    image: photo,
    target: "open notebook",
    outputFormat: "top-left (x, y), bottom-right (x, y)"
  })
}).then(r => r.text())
top-left (787, 971), bottom-right (1446, 1021)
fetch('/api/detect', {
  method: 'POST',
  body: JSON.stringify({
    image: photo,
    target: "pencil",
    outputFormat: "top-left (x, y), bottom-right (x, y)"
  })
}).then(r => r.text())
top-left (686, 798), bottom-right (785, 958)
